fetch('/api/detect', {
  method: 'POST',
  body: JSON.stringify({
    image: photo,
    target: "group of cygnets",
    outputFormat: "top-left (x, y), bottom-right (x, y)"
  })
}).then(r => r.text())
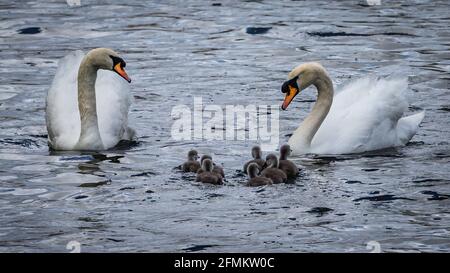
top-left (181, 144), bottom-right (299, 187)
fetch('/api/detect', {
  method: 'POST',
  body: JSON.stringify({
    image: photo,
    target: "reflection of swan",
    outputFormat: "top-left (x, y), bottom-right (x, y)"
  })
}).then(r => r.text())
top-left (46, 48), bottom-right (133, 150)
top-left (281, 63), bottom-right (425, 155)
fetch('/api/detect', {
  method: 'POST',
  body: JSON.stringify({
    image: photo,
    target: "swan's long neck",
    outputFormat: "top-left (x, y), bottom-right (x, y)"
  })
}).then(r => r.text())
top-left (76, 59), bottom-right (103, 149)
top-left (290, 73), bottom-right (333, 151)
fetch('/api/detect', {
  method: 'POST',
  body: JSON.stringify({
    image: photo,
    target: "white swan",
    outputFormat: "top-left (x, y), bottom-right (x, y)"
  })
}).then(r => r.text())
top-left (46, 48), bottom-right (134, 150)
top-left (281, 62), bottom-right (425, 155)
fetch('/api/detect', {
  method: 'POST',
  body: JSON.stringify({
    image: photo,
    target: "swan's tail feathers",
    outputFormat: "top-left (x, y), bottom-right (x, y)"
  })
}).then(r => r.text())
top-left (396, 111), bottom-right (425, 145)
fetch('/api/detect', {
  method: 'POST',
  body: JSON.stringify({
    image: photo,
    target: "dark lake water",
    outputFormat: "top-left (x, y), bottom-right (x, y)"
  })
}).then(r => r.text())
top-left (0, 0), bottom-right (449, 252)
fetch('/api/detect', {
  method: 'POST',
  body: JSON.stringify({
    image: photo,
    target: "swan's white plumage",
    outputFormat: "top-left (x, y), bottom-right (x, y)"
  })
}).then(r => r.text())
top-left (290, 76), bottom-right (424, 154)
top-left (46, 50), bottom-right (132, 150)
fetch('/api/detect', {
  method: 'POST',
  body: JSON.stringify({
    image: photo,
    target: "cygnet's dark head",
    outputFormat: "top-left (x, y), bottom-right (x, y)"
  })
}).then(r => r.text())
top-left (200, 154), bottom-right (212, 164)
top-left (280, 144), bottom-right (292, 159)
top-left (202, 158), bottom-right (214, 172)
top-left (188, 150), bottom-right (199, 160)
top-left (247, 163), bottom-right (259, 178)
top-left (251, 146), bottom-right (262, 159)
top-left (265, 153), bottom-right (279, 168)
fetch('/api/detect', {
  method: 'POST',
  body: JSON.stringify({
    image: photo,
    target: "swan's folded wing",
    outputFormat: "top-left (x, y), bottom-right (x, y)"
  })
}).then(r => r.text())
top-left (311, 77), bottom-right (410, 154)
top-left (96, 70), bottom-right (132, 149)
top-left (46, 50), bottom-right (84, 149)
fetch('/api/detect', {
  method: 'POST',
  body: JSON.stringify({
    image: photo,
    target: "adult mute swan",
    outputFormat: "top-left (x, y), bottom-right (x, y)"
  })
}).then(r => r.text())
top-left (46, 48), bottom-right (134, 150)
top-left (281, 62), bottom-right (425, 155)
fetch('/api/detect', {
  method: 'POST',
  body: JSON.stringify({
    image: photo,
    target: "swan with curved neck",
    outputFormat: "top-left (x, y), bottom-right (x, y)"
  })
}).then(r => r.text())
top-left (46, 48), bottom-right (132, 151)
top-left (281, 62), bottom-right (425, 155)
top-left (281, 63), bottom-right (333, 153)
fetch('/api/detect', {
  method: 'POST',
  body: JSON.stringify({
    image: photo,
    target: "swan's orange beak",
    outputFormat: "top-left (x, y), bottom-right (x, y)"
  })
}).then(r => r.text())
top-left (113, 63), bottom-right (131, 83)
top-left (281, 85), bottom-right (299, 110)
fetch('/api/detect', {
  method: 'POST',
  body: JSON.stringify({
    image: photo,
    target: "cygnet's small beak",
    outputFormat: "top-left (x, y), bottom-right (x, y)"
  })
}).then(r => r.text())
top-left (113, 63), bottom-right (131, 83)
